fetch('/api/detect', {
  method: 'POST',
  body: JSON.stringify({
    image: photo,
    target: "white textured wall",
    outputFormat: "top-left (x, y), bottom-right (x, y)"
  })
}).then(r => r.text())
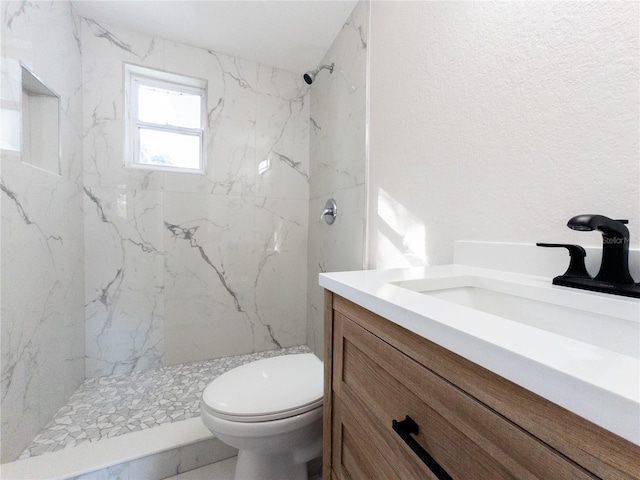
top-left (368, 1), bottom-right (639, 269)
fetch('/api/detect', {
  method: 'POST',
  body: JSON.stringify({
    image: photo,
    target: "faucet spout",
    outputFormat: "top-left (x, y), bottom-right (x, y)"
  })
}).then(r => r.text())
top-left (567, 214), bottom-right (634, 284)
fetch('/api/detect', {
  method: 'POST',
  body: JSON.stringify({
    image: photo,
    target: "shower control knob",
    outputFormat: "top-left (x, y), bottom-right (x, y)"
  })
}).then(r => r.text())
top-left (320, 199), bottom-right (338, 225)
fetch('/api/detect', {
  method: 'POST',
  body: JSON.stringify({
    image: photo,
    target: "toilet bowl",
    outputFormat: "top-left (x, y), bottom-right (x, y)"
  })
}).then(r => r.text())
top-left (200, 353), bottom-right (324, 480)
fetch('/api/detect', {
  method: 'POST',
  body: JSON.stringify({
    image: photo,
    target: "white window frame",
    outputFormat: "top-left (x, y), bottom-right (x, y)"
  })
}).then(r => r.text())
top-left (124, 63), bottom-right (207, 174)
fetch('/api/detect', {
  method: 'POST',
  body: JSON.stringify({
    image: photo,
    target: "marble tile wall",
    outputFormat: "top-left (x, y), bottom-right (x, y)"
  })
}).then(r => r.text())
top-left (0, 0), bottom-right (364, 463)
top-left (81, 19), bottom-right (310, 376)
top-left (306, 1), bottom-right (369, 358)
top-left (0, 1), bottom-right (85, 462)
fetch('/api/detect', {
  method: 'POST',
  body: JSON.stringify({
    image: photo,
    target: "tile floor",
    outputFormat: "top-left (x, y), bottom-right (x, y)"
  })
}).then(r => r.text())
top-left (19, 345), bottom-right (311, 459)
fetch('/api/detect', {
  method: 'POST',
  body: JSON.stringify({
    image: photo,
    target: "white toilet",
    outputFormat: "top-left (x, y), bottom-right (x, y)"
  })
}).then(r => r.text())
top-left (200, 353), bottom-right (324, 480)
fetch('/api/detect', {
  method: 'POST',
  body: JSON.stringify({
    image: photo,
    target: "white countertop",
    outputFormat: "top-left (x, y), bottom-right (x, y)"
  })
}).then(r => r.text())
top-left (319, 265), bottom-right (640, 446)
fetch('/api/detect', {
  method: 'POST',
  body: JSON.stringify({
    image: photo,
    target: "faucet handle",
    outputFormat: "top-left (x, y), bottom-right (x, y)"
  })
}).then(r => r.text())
top-left (614, 219), bottom-right (629, 225)
top-left (536, 243), bottom-right (591, 279)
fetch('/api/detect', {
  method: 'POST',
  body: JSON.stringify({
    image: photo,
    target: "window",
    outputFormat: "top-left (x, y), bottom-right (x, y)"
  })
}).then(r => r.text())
top-left (124, 64), bottom-right (207, 174)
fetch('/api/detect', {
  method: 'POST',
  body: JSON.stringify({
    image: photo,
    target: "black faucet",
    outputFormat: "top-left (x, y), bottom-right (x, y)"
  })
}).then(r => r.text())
top-left (538, 214), bottom-right (639, 298)
top-left (567, 214), bottom-right (634, 284)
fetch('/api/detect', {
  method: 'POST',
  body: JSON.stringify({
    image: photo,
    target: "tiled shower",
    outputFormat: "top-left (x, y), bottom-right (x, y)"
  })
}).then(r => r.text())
top-left (0, 0), bottom-right (368, 467)
top-left (19, 346), bottom-right (310, 459)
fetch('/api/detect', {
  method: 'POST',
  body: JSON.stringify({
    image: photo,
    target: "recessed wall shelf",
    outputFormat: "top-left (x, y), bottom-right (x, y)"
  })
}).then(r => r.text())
top-left (21, 65), bottom-right (61, 176)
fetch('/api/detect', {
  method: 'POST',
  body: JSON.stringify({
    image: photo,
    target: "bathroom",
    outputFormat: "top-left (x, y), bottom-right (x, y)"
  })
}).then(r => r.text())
top-left (1, 0), bottom-right (638, 479)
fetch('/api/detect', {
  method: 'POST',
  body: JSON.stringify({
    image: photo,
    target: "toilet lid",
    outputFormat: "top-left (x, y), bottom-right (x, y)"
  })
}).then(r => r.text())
top-left (202, 353), bottom-right (323, 422)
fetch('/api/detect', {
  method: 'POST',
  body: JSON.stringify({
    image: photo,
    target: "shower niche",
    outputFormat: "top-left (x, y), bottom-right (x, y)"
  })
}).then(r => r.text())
top-left (21, 65), bottom-right (61, 175)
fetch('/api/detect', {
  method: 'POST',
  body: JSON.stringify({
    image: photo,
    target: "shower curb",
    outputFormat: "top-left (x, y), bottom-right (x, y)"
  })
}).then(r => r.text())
top-left (0, 418), bottom-right (237, 480)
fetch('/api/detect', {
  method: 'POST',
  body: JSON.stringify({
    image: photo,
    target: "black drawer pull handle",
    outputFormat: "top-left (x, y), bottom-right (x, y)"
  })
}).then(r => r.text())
top-left (392, 415), bottom-right (453, 480)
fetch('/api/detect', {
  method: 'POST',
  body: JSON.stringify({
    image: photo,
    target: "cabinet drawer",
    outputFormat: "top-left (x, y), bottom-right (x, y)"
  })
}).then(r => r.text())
top-left (333, 312), bottom-right (596, 480)
top-left (331, 395), bottom-right (410, 480)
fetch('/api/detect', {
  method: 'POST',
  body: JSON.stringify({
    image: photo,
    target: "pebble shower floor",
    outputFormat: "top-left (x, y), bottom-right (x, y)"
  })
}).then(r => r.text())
top-left (19, 345), bottom-right (311, 459)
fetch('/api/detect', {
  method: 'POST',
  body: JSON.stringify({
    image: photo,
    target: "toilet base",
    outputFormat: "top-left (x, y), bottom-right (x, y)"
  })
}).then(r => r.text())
top-left (201, 402), bottom-right (323, 480)
top-left (235, 450), bottom-right (308, 480)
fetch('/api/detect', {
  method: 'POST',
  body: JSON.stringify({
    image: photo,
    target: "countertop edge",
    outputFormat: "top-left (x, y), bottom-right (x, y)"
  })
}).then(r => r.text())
top-left (319, 266), bottom-right (640, 447)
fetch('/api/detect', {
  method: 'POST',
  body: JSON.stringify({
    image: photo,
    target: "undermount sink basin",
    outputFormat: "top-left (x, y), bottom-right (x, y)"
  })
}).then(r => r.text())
top-left (391, 275), bottom-right (640, 359)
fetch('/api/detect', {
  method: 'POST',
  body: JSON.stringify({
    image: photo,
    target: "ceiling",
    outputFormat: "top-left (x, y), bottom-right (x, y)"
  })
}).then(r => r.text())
top-left (71, 1), bottom-right (358, 74)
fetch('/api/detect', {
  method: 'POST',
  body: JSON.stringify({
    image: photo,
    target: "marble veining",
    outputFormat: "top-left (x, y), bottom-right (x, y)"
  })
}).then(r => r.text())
top-left (2, 0), bottom-right (85, 463)
top-left (2, 0), bottom-right (363, 464)
top-left (272, 152), bottom-right (309, 181)
top-left (165, 221), bottom-right (244, 313)
top-left (18, 345), bottom-right (310, 460)
top-left (83, 17), bottom-right (156, 61)
top-left (306, 1), bottom-right (368, 357)
top-left (83, 186), bottom-right (165, 377)
top-left (3, 1), bottom-right (29, 29)
top-left (80, 16), bottom-right (310, 376)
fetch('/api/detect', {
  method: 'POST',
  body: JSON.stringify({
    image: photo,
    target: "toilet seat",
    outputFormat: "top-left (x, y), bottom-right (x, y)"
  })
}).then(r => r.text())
top-left (201, 353), bottom-right (323, 423)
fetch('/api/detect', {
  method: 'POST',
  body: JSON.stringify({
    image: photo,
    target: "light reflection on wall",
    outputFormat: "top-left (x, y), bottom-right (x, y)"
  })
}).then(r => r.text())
top-left (0, 109), bottom-right (20, 151)
top-left (258, 155), bottom-right (270, 175)
top-left (1, 59), bottom-right (21, 152)
top-left (376, 187), bottom-right (428, 269)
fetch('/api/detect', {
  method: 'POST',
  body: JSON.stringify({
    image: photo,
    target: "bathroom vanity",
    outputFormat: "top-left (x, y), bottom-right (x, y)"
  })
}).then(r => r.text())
top-left (320, 267), bottom-right (640, 480)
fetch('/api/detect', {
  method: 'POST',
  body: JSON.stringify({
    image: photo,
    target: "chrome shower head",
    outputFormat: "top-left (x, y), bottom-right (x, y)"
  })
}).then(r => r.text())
top-left (303, 63), bottom-right (334, 85)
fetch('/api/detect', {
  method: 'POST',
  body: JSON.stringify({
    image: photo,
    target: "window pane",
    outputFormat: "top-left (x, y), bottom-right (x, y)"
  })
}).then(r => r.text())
top-left (138, 128), bottom-right (201, 170)
top-left (138, 84), bottom-right (201, 128)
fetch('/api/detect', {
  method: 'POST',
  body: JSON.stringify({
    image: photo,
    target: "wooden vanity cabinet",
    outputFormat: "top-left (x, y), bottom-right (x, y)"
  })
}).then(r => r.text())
top-left (323, 291), bottom-right (640, 480)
